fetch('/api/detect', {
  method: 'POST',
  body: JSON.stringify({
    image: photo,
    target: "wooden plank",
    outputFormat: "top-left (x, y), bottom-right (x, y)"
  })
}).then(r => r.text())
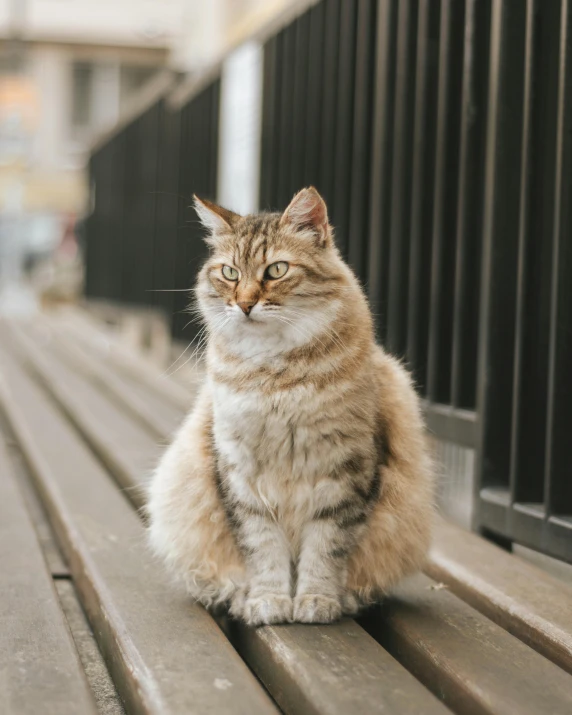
top-left (0, 436), bottom-right (97, 715)
top-left (6, 441), bottom-right (69, 577)
top-left (6, 432), bottom-right (124, 714)
top-left (56, 306), bottom-right (196, 410)
top-left (53, 580), bottom-right (125, 715)
top-left (9, 321), bottom-right (161, 507)
top-left (0, 342), bottom-right (279, 715)
top-left (363, 572), bottom-right (572, 715)
top-left (427, 518), bottom-right (572, 675)
top-left (230, 618), bottom-right (449, 715)
top-left (43, 321), bottom-right (182, 439)
top-left (8, 329), bottom-right (450, 714)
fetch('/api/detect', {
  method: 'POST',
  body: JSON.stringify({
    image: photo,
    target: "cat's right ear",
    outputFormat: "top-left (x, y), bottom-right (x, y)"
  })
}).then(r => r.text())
top-left (280, 187), bottom-right (331, 248)
top-left (193, 196), bottom-right (240, 244)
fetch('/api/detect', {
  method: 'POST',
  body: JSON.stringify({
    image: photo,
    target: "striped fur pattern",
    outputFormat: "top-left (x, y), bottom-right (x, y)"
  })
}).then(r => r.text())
top-left (147, 188), bottom-right (435, 625)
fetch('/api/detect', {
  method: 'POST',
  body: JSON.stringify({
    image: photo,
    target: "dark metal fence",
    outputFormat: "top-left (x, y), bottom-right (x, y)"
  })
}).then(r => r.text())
top-left (85, 0), bottom-right (572, 564)
top-left (85, 77), bottom-right (220, 340)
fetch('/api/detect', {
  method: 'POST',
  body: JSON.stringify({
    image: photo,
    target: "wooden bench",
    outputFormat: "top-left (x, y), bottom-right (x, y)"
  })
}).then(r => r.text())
top-left (1, 312), bottom-right (572, 715)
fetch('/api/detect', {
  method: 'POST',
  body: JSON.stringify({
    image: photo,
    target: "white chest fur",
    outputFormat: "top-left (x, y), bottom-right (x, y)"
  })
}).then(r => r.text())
top-left (210, 377), bottom-right (350, 533)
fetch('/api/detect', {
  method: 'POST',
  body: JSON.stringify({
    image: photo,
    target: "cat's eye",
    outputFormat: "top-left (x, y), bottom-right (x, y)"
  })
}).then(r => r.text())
top-left (265, 261), bottom-right (289, 280)
top-left (222, 265), bottom-right (239, 281)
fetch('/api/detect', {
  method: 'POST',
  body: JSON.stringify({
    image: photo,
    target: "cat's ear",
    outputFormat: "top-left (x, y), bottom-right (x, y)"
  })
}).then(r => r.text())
top-left (193, 196), bottom-right (240, 243)
top-left (280, 187), bottom-right (331, 247)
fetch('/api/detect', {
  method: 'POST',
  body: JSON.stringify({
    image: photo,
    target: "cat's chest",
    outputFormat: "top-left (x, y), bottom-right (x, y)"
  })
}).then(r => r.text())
top-left (211, 381), bottom-right (333, 481)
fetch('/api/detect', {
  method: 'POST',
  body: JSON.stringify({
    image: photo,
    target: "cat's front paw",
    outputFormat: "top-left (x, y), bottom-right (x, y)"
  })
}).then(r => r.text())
top-left (341, 591), bottom-right (360, 616)
top-left (243, 594), bottom-right (293, 626)
top-left (293, 594), bottom-right (342, 623)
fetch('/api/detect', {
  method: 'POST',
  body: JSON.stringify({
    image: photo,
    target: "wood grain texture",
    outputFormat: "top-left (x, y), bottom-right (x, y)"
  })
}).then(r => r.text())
top-left (54, 579), bottom-right (126, 715)
top-left (362, 572), bottom-right (572, 715)
top-left (0, 341), bottom-right (278, 715)
top-left (230, 618), bottom-right (450, 715)
top-left (56, 306), bottom-right (197, 410)
top-left (46, 322), bottom-right (182, 439)
top-left (428, 517), bottom-right (572, 674)
top-left (6, 443), bottom-right (69, 577)
top-left (8, 322), bottom-right (451, 715)
top-left (0, 436), bottom-right (97, 715)
top-left (8, 321), bottom-right (160, 508)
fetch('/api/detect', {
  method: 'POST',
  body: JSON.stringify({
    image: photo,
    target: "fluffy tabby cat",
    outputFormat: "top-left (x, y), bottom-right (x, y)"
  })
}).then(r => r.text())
top-left (147, 187), bottom-right (434, 625)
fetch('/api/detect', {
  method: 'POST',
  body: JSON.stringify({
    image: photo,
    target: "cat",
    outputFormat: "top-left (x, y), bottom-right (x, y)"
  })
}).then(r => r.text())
top-left (147, 187), bottom-right (434, 625)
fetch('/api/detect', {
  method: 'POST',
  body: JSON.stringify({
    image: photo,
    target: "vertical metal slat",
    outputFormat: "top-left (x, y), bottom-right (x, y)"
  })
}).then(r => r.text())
top-left (449, 0), bottom-right (491, 409)
top-left (348, 0), bottom-right (378, 284)
top-left (291, 13), bottom-right (311, 194)
top-left (475, 0), bottom-right (526, 529)
top-left (367, 0), bottom-right (397, 342)
top-left (332, 0), bottom-right (358, 257)
top-left (406, 0), bottom-right (440, 391)
top-left (544, 0), bottom-right (572, 521)
top-left (425, 0), bottom-right (465, 402)
top-left (319, 0), bottom-right (342, 210)
top-left (304, 1), bottom-right (326, 188)
top-left (386, 0), bottom-right (418, 357)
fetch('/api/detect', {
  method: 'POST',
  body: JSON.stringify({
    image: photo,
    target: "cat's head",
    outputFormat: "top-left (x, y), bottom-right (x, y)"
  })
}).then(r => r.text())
top-left (194, 187), bottom-right (353, 355)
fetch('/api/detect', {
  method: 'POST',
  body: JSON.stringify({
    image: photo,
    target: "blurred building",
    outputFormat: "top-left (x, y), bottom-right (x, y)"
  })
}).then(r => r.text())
top-left (0, 0), bottom-right (300, 216)
top-left (0, 0), bottom-right (305, 313)
top-left (0, 0), bottom-right (186, 220)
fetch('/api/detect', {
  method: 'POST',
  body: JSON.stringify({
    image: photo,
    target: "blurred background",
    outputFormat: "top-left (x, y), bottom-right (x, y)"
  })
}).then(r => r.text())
top-left (0, 0), bottom-right (291, 312)
top-left (1, 0), bottom-right (571, 574)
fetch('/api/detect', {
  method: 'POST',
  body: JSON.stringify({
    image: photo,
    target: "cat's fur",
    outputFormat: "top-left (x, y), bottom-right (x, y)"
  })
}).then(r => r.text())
top-left (147, 187), bottom-right (434, 625)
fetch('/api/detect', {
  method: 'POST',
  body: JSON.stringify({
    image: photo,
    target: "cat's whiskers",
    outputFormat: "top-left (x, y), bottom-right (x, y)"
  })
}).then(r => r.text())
top-left (278, 308), bottom-right (348, 355)
top-left (164, 309), bottom-right (226, 377)
top-left (169, 315), bottom-right (230, 377)
top-left (271, 314), bottom-right (333, 353)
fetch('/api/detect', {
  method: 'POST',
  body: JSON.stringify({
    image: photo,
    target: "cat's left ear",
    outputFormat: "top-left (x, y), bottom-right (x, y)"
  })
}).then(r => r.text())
top-left (193, 195), bottom-right (240, 244)
top-left (280, 187), bottom-right (331, 248)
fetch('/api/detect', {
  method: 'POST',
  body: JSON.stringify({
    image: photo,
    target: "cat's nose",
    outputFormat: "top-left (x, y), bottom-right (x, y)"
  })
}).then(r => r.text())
top-left (237, 301), bottom-right (256, 316)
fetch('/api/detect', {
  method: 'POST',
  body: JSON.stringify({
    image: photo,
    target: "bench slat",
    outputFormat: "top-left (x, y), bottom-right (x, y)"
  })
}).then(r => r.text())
top-left (47, 323), bottom-right (182, 438)
top-left (12, 322), bottom-right (451, 714)
top-left (10, 322), bottom-right (160, 508)
top-left (428, 518), bottom-right (572, 674)
top-left (0, 436), bottom-right (97, 715)
top-left (0, 342), bottom-right (279, 715)
top-left (56, 307), bottom-right (196, 410)
top-left (9, 445), bottom-right (69, 577)
top-left (230, 619), bottom-right (449, 715)
top-left (363, 573), bottom-right (572, 715)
